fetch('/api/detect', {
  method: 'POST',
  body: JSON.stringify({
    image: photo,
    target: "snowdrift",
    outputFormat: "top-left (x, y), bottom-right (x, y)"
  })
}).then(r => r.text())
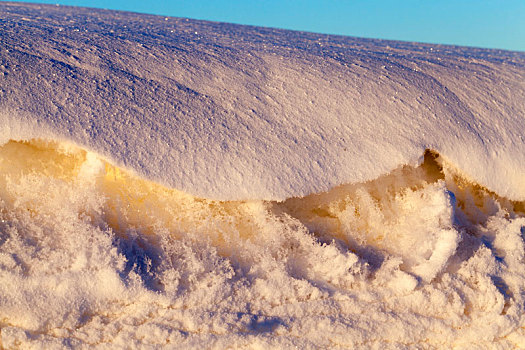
top-left (0, 2), bottom-right (524, 201)
top-left (0, 2), bottom-right (524, 348)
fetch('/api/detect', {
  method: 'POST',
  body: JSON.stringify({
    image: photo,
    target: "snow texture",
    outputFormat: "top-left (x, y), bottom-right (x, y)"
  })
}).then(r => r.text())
top-left (0, 2), bottom-right (524, 201)
top-left (0, 3), bottom-right (525, 349)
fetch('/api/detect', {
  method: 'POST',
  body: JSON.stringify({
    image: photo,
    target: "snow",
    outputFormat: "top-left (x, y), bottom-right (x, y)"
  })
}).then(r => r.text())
top-left (1, 2), bottom-right (524, 201)
top-left (0, 2), bottom-right (524, 349)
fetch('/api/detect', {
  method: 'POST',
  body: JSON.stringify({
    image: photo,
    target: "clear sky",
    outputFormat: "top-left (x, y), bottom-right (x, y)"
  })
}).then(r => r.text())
top-left (9, 0), bottom-right (525, 51)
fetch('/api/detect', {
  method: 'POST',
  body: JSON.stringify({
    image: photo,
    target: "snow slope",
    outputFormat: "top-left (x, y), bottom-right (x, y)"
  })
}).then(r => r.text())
top-left (0, 2), bottom-right (524, 201)
top-left (0, 3), bottom-right (525, 349)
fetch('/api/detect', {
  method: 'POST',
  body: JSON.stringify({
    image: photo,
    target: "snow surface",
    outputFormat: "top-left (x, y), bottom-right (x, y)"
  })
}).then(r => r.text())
top-left (0, 2), bottom-right (525, 349)
top-left (0, 2), bottom-right (524, 201)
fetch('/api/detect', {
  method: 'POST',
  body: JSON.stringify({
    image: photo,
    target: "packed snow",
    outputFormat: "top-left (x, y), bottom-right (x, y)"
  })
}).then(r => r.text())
top-left (0, 2), bottom-right (524, 349)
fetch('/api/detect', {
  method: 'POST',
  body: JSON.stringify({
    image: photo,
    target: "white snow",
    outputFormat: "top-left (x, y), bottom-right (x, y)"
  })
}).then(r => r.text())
top-left (0, 3), bottom-right (524, 201)
top-left (0, 2), bottom-right (524, 349)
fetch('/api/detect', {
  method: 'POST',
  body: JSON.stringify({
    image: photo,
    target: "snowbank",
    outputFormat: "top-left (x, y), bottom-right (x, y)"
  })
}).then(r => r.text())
top-left (1, 2), bottom-right (524, 201)
top-left (0, 139), bottom-right (523, 348)
top-left (0, 3), bottom-right (524, 348)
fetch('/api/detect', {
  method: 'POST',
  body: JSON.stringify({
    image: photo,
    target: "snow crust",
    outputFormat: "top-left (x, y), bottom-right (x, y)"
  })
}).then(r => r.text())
top-left (0, 2), bottom-right (524, 201)
top-left (0, 3), bottom-right (525, 349)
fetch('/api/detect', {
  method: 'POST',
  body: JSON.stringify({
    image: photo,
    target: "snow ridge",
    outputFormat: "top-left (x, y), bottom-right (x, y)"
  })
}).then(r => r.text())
top-left (0, 2), bottom-right (524, 201)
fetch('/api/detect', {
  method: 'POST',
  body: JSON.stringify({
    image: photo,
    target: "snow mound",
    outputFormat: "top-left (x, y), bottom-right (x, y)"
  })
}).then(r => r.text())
top-left (1, 3), bottom-right (525, 348)
top-left (0, 139), bottom-right (523, 348)
top-left (1, 2), bottom-right (524, 200)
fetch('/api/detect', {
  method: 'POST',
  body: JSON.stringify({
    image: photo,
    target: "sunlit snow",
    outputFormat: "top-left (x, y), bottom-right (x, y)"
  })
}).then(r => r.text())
top-left (0, 2), bottom-right (524, 349)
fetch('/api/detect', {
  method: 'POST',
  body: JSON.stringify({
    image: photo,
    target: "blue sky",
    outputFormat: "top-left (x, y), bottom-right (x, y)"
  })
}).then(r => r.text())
top-left (10, 0), bottom-right (525, 51)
